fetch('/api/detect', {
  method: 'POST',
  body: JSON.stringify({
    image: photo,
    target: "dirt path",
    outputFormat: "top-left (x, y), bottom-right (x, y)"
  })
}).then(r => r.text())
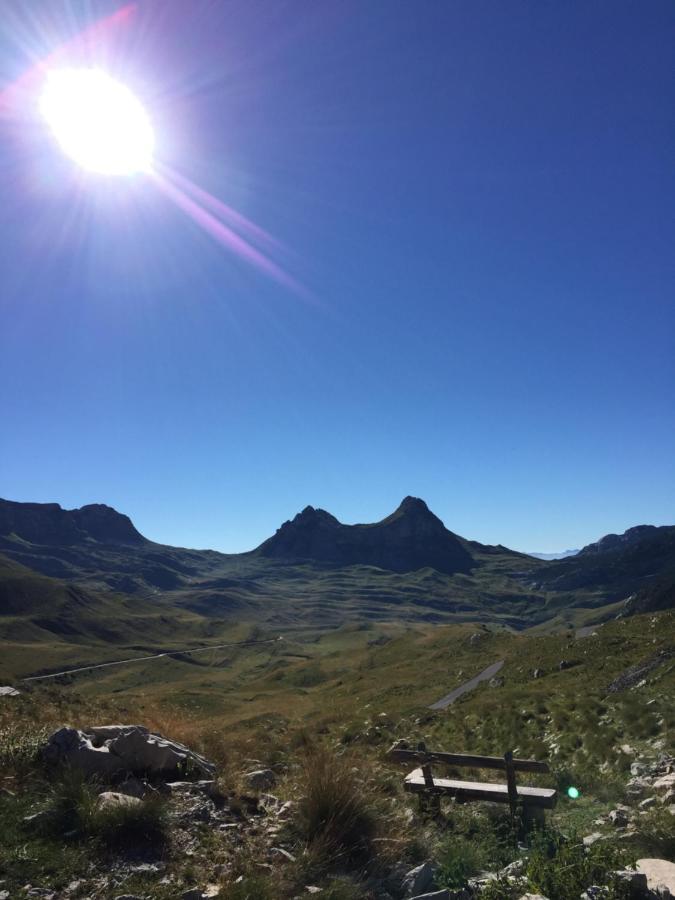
top-left (22, 637), bottom-right (281, 683)
top-left (429, 659), bottom-right (504, 710)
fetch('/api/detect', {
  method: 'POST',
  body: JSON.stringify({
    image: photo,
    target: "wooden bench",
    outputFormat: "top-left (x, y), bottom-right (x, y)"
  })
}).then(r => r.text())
top-left (388, 741), bottom-right (557, 818)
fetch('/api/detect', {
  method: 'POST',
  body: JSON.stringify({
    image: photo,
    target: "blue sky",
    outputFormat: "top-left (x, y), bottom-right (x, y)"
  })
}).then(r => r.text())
top-left (1, 1), bottom-right (673, 554)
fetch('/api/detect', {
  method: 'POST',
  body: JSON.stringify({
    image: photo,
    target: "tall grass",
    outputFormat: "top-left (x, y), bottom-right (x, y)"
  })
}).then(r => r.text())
top-left (298, 744), bottom-right (377, 865)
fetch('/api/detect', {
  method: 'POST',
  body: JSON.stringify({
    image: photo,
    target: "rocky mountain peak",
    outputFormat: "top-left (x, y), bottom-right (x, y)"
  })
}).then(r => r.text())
top-left (0, 498), bottom-right (146, 547)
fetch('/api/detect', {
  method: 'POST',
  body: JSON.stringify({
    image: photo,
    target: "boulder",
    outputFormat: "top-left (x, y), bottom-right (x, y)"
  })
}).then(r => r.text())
top-left (403, 862), bottom-right (436, 897)
top-left (43, 725), bottom-right (215, 779)
top-left (96, 791), bottom-right (143, 811)
top-left (636, 859), bottom-right (675, 897)
top-left (243, 769), bottom-right (276, 791)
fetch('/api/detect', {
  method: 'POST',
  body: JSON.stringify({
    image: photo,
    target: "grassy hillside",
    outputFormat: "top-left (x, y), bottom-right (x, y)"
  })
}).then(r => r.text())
top-left (1, 611), bottom-right (672, 898)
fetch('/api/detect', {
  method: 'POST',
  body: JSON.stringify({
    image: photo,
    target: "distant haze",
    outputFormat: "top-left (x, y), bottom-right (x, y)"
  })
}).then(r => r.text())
top-left (526, 549), bottom-right (580, 561)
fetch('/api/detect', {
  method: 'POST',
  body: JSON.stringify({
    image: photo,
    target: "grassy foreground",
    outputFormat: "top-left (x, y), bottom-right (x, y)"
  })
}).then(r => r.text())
top-left (0, 611), bottom-right (673, 898)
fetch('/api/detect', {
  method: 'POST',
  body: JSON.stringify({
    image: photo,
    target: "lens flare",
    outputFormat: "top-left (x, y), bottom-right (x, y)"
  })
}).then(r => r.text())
top-left (40, 68), bottom-right (154, 175)
top-left (567, 786), bottom-right (580, 799)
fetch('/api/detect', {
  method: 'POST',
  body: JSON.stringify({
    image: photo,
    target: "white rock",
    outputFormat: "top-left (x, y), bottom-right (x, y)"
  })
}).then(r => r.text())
top-left (637, 859), bottom-right (675, 896)
top-left (44, 725), bottom-right (215, 778)
top-left (654, 774), bottom-right (675, 791)
top-left (403, 861), bottom-right (435, 897)
top-left (96, 791), bottom-right (143, 811)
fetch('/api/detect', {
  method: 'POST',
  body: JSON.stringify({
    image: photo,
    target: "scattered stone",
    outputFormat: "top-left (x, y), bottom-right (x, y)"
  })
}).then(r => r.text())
top-left (637, 859), bottom-right (675, 896)
top-left (22, 810), bottom-right (52, 828)
top-left (403, 861), bottom-right (436, 897)
top-left (608, 809), bottom-right (629, 828)
top-left (271, 846), bottom-right (296, 861)
top-left (44, 725), bottom-right (215, 779)
top-left (96, 791), bottom-right (143, 811)
top-left (305, 889), bottom-right (323, 895)
top-left (558, 660), bottom-right (574, 670)
top-left (166, 780), bottom-right (218, 797)
top-left (243, 769), bottom-right (276, 791)
top-left (501, 859), bottom-right (527, 877)
top-left (114, 896), bottom-right (145, 900)
top-left (580, 887), bottom-right (608, 900)
top-left (130, 862), bottom-right (164, 874)
top-left (613, 870), bottom-right (648, 897)
top-left (654, 774), bottom-right (675, 792)
top-left (639, 797), bottom-right (658, 810)
top-left (0, 686), bottom-right (20, 696)
top-left (532, 669), bottom-right (543, 679)
top-left (583, 833), bottom-right (606, 847)
top-left (0, 892), bottom-right (8, 900)
top-left (518, 894), bottom-right (551, 900)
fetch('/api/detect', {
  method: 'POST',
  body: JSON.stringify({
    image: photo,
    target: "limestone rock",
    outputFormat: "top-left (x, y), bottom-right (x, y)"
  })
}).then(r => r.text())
top-left (43, 725), bottom-right (215, 779)
top-left (608, 808), bottom-right (629, 828)
top-left (654, 774), bottom-right (675, 792)
top-left (637, 859), bottom-right (675, 897)
top-left (96, 791), bottom-right (143, 811)
top-left (403, 861), bottom-right (436, 897)
top-left (243, 768), bottom-right (276, 791)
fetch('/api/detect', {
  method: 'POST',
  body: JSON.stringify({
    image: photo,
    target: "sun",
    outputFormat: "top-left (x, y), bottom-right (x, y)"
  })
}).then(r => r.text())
top-left (40, 68), bottom-right (154, 176)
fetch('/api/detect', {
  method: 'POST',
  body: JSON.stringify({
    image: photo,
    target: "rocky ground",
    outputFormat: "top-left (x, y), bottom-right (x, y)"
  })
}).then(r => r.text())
top-left (1, 722), bottom-right (673, 900)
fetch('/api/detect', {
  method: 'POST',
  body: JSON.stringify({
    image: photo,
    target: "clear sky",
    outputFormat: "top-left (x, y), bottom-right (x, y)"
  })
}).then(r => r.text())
top-left (1, 1), bottom-right (673, 554)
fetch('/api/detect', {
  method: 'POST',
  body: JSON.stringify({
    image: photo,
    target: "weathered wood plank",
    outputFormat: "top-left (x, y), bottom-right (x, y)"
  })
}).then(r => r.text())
top-left (403, 768), bottom-right (557, 809)
top-left (388, 745), bottom-right (550, 774)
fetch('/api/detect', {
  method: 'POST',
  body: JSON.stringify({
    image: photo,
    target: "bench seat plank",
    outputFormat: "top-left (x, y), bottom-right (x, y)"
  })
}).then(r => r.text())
top-left (404, 768), bottom-right (557, 809)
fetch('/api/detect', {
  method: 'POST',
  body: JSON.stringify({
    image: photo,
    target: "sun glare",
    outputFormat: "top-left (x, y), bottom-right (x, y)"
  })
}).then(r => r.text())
top-left (39, 68), bottom-right (154, 175)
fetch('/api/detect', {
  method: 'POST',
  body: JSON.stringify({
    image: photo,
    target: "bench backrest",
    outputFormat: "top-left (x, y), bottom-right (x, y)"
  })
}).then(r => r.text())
top-left (387, 743), bottom-right (550, 774)
top-left (388, 741), bottom-right (550, 810)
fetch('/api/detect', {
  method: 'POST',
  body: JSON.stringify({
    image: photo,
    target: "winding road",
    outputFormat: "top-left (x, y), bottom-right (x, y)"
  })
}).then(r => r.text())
top-left (22, 637), bottom-right (281, 683)
top-left (429, 659), bottom-right (504, 710)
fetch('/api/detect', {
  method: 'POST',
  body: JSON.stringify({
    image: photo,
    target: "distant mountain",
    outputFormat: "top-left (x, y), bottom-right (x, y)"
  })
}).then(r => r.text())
top-left (0, 498), bottom-right (145, 546)
top-left (577, 525), bottom-right (664, 556)
top-left (533, 524), bottom-right (675, 601)
top-left (255, 496), bottom-right (476, 575)
top-left (0, 497), bottom-right (672, 640)
top-left (527, 549), bottom-right (579, 561)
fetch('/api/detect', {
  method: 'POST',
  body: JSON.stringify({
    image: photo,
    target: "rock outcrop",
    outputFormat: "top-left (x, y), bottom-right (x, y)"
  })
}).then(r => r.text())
top-left (43, 725), bottom-right (215, 779)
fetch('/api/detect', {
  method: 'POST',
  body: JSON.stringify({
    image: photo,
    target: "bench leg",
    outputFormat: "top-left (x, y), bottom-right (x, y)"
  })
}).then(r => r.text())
top-left (418, 792), bottom-right (441, 817)
top-left (522, 805), bottom-right (546, 832)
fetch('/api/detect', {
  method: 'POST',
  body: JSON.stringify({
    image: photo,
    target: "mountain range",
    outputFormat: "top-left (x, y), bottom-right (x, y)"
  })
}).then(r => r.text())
top-left (1, 496), bottom-right (673, 660)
